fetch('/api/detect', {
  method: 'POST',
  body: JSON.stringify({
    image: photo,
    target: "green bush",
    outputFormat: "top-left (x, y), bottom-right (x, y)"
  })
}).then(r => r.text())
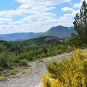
top-left (12, 57), bottom-right (21, 63)
top-left (0, 52), bottom-right (9, 69)
top-left (19, 59), bottom-right (28, 66)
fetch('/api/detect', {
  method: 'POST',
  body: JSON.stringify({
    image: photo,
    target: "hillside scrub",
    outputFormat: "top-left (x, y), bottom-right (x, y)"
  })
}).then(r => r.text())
top-left (0, 37), bottom-right (70, 79)
top-left (0, 39), bottom-right (69, 66)
top-left (42, 49), bottom-right (87, 87)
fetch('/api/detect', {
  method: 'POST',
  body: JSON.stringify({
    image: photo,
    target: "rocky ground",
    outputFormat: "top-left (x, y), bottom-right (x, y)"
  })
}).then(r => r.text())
top-left (0, 52), bottom-right (73, 87)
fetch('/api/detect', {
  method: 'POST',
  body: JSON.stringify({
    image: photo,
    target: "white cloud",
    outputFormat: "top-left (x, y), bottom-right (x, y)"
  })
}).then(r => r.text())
top-left (0, 18), bottom-right (12, 24)
top-left (61, 7), bottom-right (73, 12)
top-left (73, 0), bottom-right (87, 8)
top-left (16, 0), bottom-right (71, 4)
top-left (0, 0), bottom-right (73, 34)
top-left (73, 3), bottom-right (81, 8)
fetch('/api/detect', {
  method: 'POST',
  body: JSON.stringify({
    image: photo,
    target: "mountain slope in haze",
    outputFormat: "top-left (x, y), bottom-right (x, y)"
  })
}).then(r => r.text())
top-left (43, 25), bottom-right (76, 39)
top-left (20, 36), bottom-right (60, 46)
top-left (0, 25), bottom-right (76, 41)
top-left (0, 32), bottom-right (43, 41)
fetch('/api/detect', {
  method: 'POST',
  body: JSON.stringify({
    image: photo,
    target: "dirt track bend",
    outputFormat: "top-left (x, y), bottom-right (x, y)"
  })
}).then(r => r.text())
top-left (0, 52), bottom-right (73, 87)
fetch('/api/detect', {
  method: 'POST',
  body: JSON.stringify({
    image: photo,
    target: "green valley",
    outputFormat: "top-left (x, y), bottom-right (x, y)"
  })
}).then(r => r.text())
top-left (0, 36), bottom-right (70, 72)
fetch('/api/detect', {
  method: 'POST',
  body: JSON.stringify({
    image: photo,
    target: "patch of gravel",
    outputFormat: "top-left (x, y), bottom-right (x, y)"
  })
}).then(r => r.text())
top-left (0, 52), bottom-right (73, 87)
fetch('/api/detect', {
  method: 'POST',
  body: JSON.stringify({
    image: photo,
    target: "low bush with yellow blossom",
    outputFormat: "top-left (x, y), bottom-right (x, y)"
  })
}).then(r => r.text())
top-left (42, 49), bottom-right (87, 87)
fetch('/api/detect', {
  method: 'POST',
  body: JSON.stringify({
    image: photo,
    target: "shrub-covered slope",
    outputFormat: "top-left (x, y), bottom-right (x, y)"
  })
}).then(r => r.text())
top-left (43, 25), bottom-right (76, 39)
top-left (42, 49), bottom-right (87, 87)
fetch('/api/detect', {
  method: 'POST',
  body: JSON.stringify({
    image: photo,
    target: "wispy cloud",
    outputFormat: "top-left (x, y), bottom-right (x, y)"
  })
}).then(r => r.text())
top-left (61, 7), bottom-right (73, 12)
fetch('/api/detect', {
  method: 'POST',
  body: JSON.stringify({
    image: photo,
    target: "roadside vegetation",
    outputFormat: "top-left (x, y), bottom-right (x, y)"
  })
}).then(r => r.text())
top-left (0, 36), bottom-right (70, 78)
top-left (42, 49), bottom-right (87, 87)
top-left (42, 1), bottom-right (87, 87)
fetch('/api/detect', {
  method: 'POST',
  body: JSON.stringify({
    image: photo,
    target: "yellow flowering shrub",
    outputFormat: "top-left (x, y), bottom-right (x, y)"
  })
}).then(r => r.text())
top-left (0, 75), bottom-right (6, 81)
top-left (51, 79), bottom-right (60, 87)
top-left (42, 74), bottom-right (51, 87)
top-left (42, 49), bottom-right (87, 87)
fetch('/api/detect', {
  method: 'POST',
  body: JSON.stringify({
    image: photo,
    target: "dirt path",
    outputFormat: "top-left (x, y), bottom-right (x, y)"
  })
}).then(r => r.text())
top-left (0, 52), bottom-right (73, 87)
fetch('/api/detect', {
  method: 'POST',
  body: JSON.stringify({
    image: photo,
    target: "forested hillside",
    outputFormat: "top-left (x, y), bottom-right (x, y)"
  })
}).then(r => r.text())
top-left (0, 36), bottom-right (69, 73)
top-left (43, 25), bottom-right (76, 39)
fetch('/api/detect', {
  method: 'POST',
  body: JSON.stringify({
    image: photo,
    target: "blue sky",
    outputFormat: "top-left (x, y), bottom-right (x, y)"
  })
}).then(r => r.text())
top-left (0, 0), bottom-right (85, 34)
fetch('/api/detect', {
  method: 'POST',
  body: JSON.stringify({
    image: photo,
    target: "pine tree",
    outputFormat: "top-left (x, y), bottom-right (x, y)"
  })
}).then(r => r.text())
top-left (73, 0), bottom-right (87, 45)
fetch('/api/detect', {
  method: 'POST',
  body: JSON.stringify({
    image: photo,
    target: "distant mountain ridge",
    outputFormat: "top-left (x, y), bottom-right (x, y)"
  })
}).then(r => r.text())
top-left (0, 32), bottom-right (43, 41)
top-left (0, 25), bottom-right (76, 41)
top-left (43, 25), bottom-right (76, 39)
